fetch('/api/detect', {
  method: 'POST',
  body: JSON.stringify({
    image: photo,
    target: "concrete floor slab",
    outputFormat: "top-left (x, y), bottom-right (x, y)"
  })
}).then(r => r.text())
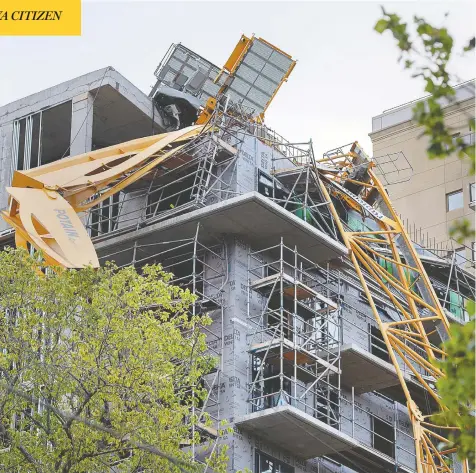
top-left (95, 192), bottom-right (348, 267)
top-left (339, 344), bottom-right (402, 394)
top-left (236, 405), bottom-right (413, 473)
top-left (236, 405), bottom-right (354, 459)
top-left (339, 344), bottom-right (440, 413)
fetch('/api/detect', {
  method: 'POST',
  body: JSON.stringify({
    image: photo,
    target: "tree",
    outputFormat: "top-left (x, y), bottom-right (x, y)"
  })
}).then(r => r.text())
top-left (434, 303), bottom-right (475, 469)
top-left (374, 8), bottom-right (475, 243)
top-left (375, 9), bottom-right (475, 466)
top-left (0, 248), bottom-right (227, 473)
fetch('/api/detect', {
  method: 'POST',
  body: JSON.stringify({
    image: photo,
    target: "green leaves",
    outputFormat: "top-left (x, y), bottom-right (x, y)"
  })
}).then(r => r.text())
top-left (463, 36), bottom-right (475, 52)
top-left (375, 8), bottom-right (474, 173)
top-left (376, 7), bottom-right (475, 468)
top-left (0, 248), bottom-right (225, 473)
top-left (449, 219), bottom-right (476, 245)
top-left (374, 8), bottom-right (411, 52)
top-left (374, 19), bottom-right (389, 34)
top-left (433, 302), bottom-right (475, 469)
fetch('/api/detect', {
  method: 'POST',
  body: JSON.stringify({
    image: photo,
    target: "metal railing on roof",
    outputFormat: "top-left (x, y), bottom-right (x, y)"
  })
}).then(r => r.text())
top-left (381, 79), bottom-right (475, 115)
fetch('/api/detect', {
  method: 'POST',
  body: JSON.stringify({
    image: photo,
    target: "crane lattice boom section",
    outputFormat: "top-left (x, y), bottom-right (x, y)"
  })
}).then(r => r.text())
top-left (3, 126), bottom-right (206, 268)
top-left (314, 145), bottom-right (465, 473)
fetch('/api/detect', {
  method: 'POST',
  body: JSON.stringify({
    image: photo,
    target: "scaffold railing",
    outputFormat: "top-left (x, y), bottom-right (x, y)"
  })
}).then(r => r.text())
top-left (246, 240), bottom-right (342, 423)
top-left (86, 99), bottom-right (245, 239)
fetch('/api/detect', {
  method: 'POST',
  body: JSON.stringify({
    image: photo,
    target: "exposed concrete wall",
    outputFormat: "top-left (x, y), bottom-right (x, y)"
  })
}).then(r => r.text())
top-left (70, 93), bottom-right (94, 156)
top-left (234, 133), bottom-right (294, 197)
top-left (0, 67), bottom-right (163, 129)
top-left (0, 122), bottom-right (13, 232)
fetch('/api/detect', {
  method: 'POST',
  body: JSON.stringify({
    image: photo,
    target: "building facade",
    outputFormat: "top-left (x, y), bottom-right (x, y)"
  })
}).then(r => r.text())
top-left (370, 80), bottom-right (475, 271)
top-left (0, 45), bottom-right (474, 473)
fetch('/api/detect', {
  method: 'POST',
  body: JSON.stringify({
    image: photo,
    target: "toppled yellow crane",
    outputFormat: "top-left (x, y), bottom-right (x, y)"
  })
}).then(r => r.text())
top-left (2, 34), bottom-right (467, 473)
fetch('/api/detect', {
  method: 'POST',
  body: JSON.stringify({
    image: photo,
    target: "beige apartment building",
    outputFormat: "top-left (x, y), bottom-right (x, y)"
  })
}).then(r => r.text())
top-left (370, 79), bottom-right (475, 270)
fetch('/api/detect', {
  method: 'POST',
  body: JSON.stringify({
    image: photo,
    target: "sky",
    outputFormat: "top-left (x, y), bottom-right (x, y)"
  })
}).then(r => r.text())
top-left (0, 0), bottom-right (475, 156)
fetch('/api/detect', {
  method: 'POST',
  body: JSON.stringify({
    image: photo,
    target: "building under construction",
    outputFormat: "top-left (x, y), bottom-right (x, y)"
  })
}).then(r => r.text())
top-left (0, 37), bottom-right (474, 473)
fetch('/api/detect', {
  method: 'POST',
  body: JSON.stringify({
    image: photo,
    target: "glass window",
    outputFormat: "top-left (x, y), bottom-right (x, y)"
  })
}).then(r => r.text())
top-left (447, 291), bottom-right (466, 321)
top-left (255, 451), bottom-right (294, 473)
top-left (454, 247), bottom-right (466, 267)
top-left (446, 291), bottom-right (470, 322)
top-left (462, 133), bottom-right (475, 146)
top-left (88, 193), bottom-right (122, 238)
top-left (448, 132), bottom-right (460, 149)
top-left (470, 183), bottom-right (475, 203)
top-left (446, 190), bottom-right (463, 211)
top-left (12, 101), bottom-right (73, 174)
top-left (472, 242), bottom-right (475, 262)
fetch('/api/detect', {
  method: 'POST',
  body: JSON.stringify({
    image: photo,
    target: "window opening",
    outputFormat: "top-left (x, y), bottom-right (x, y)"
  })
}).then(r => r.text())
top-left (255, 450), bottom-right (294, 473)
top-left (372, 415), bottom-right (395, 458)
top-left (446, 190), bottom-right (463, 212)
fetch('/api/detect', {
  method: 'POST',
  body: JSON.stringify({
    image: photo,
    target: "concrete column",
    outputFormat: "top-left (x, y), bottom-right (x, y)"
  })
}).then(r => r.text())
top-left (70, 92), bottom-right (93, 156)
top-left (117, 190), bottom-right (146, 230)
top-left (70, 93), bottom-right (93, 228)
top-left (0, 123), bottom-right (14, 231)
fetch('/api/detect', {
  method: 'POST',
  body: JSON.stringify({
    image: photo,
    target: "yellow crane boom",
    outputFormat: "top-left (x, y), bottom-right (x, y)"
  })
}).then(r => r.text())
top-left (3, 126), bottom-right (204, 268)
top-left (2, 34), bottom-right (297, 268)
top-left (314, 144), bottom-right (467, 473)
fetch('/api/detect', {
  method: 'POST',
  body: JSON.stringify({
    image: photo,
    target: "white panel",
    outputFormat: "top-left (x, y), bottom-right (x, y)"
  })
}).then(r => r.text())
top-left (167, 57), bottom-right (183, 71)
top-left (268, 50), bottom-right (293, 71)
top-left (173, 47), bottom-right (188, 62)
top-left (238, 64), bottom-right (259, 84)
top-left (250, 39), bottom-right (273, 59)
top-left (261, 63), bottom-right (284, 84)
top-left (155, 40), bottom-right (295, 117)
top-left (231, 77), bottom-right (251, 96)
top-left (247, 88), bottom-right (269, 107)
top-left (254, 75), bottom-right (276, 95)
top-left (242, 52), bottom-right (265, 71)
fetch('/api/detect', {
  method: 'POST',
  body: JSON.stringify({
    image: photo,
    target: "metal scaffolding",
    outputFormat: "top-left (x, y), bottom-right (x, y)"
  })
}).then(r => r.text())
top-left (98, 224), bottom-right (226, 461)
top-left (247, 240), bottom-right (341, 421)
top-left (244, 239), bottom-right (425, 472)
top-left (85, 97), bottom-right (340, 243)
top-left (33, 95), bottom-right (471, 473)
top-left (270, 151), bottom-right (340, 240)
top-left (86, 99), bottom-right (246, 238)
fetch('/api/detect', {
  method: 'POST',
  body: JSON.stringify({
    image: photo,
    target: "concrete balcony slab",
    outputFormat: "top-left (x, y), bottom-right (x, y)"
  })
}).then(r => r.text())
top-left (339, 344), bottom-right (402, 394)
top-left (236, 405), bottom-right (413, 473)
top-left (339, 344), bottom-right (440, 412)
top-left (95, 192), bottom-right (348, 267)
